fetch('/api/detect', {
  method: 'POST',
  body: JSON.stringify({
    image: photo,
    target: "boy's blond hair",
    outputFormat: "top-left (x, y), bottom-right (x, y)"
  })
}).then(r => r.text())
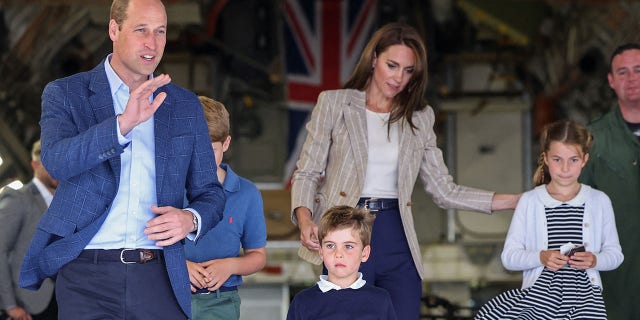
top-left (198, 96), bottom-right (230, 143)
top-left (319, 205), bottom-right (375, 247)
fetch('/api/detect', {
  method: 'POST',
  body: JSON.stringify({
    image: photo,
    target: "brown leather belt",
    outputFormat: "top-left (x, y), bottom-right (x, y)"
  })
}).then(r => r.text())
top-left (79, 249), bottom-right (163, 264)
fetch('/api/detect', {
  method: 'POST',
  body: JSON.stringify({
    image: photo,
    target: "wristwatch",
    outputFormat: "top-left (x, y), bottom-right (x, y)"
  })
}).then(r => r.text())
top-left (191, 213), bottom-right (199, 233)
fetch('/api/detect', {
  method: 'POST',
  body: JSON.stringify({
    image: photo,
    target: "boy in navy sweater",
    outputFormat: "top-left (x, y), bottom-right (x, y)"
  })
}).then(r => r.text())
top-left (287, 206), bottom-right (396, 320)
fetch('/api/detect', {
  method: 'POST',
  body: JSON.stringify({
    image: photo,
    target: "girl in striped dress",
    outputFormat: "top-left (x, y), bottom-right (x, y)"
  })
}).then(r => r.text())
top-left (476, 120), bottom-right (624, 319)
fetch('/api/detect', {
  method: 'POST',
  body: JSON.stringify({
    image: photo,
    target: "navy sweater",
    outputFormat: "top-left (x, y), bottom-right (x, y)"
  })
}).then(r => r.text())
top-left (286, 283), bottom-right (396, 320)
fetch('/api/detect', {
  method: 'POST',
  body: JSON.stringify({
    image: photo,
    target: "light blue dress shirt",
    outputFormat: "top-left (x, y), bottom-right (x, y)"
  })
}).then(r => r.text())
top-left (86, 55), bottom-right (199, 249)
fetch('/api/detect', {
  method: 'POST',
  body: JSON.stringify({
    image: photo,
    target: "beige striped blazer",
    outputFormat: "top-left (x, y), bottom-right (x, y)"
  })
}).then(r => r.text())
top-left (291, 89), bottom-right (494, 279)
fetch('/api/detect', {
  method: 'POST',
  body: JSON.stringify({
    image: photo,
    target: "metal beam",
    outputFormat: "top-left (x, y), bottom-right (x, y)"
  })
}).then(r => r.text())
top-left (0, 0), bottom-right (192, 4)
top-left (0, 118), bottom-right (31, 186)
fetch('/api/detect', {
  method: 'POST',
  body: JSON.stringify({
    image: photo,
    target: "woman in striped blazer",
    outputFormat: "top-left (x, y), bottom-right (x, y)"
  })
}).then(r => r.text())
top-left (291, 23), bottom-right (520, 319)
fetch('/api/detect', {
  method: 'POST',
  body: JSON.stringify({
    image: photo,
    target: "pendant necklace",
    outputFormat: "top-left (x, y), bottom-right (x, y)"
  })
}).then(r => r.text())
top-left (366, 101), bottom-right (390, 124)
top-left (373, 111), bottom-right (389, 124)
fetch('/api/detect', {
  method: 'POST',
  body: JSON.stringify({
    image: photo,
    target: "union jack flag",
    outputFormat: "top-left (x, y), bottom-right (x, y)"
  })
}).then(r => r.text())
top-left (282, 0), bottom-right (377, 186)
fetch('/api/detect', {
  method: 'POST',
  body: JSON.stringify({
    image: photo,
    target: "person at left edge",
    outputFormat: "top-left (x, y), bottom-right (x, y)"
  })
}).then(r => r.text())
top-left (0, 140), bottom-right (58, 320)
top-left (18, 0), bottom-right (225, 319)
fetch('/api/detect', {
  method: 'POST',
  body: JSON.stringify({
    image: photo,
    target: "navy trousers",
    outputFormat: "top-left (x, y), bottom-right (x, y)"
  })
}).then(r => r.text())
top-left (56, 251), bottom-right (186, 320)
top-left (359, 202), bottom-right (422, 319)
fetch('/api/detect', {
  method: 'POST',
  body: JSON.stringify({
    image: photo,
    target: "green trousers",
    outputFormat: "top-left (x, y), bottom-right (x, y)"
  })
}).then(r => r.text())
top-left (191, 289), bottom-right (241, 320)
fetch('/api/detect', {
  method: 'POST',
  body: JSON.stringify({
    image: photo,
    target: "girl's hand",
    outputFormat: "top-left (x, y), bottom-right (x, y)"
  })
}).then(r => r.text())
top-left (568, 251), bottom-right (597, 270)
top-left (540, 250), bottom-right (569, 271)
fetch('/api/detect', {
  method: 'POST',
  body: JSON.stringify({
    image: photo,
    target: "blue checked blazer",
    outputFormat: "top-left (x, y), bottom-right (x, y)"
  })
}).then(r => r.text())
top-left (19, 61), bottom-right (225, 318)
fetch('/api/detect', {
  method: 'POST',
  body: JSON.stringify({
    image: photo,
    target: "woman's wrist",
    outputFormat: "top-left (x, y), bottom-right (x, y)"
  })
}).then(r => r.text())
top-left (294, 207), bottom-right (312, 223)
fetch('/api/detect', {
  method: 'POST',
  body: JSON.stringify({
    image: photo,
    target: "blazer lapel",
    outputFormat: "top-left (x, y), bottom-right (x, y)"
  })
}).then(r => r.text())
top-left (397, 119), bottom-right (414, 192)
top-left (154, 87), bottom-right (170, 199)
top-left (88, 63), bottom-right (121, 178)
top-left (343, 90), bottom-right (368, 187)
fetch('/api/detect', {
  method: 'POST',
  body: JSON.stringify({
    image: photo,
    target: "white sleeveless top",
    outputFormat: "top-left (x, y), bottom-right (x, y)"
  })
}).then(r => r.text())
top-left (361, 109), bottom-right (399, 198)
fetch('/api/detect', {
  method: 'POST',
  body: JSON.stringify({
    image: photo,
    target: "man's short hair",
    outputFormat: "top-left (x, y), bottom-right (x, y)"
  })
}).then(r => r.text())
top-left (31, 140), bottom-right (41, 162)
top-left (110, 0), bottom-right (130, 28)
top-left (610, 43), bottom-right (640, 71)
top-left (319, 205), bottom-right (375, 247)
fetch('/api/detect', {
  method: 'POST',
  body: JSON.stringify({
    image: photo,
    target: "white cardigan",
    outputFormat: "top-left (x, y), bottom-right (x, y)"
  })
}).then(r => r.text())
top-left (501, 184), bottom-right (623, 289)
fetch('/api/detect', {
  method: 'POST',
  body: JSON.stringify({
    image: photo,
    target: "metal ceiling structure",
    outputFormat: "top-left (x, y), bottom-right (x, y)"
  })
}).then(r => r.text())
top-left (1, 0), bottom-right (639, 188)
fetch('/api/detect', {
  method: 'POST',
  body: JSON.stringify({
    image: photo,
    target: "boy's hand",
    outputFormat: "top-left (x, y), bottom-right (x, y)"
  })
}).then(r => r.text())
top-left (201, 259), bottom-right (234, 291)
top-left (186, 260), bottom-right (211, 292)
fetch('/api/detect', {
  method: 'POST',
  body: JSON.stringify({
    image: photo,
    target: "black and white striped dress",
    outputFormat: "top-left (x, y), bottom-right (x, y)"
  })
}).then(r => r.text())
top-left (475, 203), bottom-right (607, 319)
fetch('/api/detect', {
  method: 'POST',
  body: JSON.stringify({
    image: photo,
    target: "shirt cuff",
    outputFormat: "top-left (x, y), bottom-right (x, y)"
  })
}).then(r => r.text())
top-left (116, 115), bottom-right (133, 144)
top-left (183, 208), bottom-right (201, 241)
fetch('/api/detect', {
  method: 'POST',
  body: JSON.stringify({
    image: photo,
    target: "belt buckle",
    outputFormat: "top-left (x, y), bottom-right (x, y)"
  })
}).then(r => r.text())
top-left (120, 248), bottom-right (137, 264)
top-left (363, 198), bottom-right (379, 212)
top-left (119, 249), bottom-right (155, 264)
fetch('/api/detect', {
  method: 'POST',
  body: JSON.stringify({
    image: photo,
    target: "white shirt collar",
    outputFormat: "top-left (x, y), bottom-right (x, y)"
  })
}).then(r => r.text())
top-left (104, 54), bottom-right (154, 107)
top-left (32, 177), bottom-right (53, 207)
top-left (104, 54), bottom-right (126, 98)
top-left (317, 272), bottom-right (366, 293)
top-left (534, 183), bottom-right (589, 207)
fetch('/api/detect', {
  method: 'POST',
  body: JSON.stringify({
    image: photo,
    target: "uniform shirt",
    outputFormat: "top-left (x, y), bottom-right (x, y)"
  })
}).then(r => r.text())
top-left (580, 106), bottom-right (640, 240)
top-left (579, 106), bottom-right (640, 320)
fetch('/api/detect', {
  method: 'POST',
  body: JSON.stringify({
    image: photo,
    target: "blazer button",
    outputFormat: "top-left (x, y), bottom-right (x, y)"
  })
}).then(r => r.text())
top-left (584, 242), bottom-right (589, 248)
top-left (584, 223), bottom-right (589, 228)
top-left (406, 202), bottom-right (413, 207)
top-left (314, 198), bottom-right (320, 203)
top-left (339, 191), bottom-right (347, 197)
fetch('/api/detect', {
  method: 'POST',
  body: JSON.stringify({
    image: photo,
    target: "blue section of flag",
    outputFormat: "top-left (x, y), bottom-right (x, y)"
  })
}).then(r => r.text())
top-left (282, 0), bottom-right (377, 184)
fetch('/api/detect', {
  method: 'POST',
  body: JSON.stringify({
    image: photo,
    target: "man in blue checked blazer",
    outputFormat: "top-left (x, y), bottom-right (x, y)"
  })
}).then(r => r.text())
top-left (19, 0), bottom-right (225, 319)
